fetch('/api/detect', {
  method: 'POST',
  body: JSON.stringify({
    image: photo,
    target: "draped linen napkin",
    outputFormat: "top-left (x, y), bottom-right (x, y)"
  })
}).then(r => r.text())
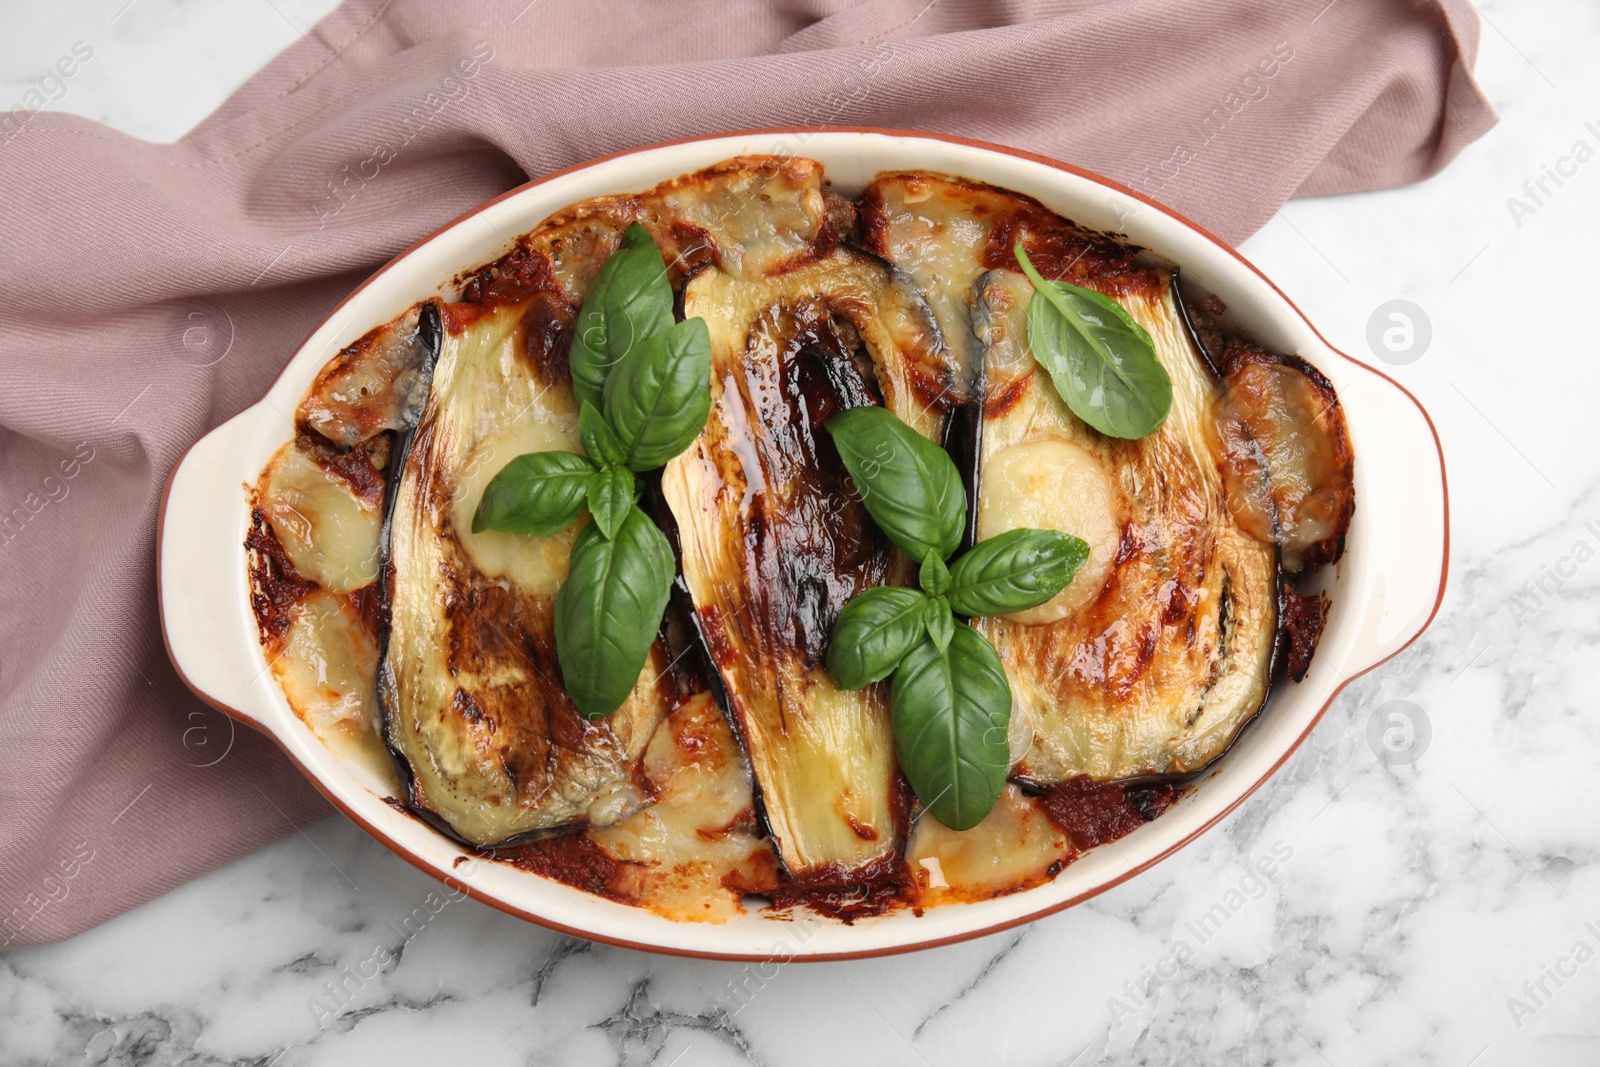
top-left (0, 0), bottom-right (1494, 946)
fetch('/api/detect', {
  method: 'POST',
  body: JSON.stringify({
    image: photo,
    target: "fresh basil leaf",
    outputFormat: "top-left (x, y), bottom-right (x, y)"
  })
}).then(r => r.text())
top-left (824, 406), bottom-right (965, 563)
top-left (471, 450), bottom-right (595, 536)
top-left (826, 586), bottom-right (928, 690)
top-left (946, 528), bottom-right (1090, 618)
top-left (923, 596), bottom-right (954, 652)
top-left (603, 317), bottom-right (713, 472)
top-left (890, 625), bottom-right (1012, 831)
top-left (554, 506), bottom-right (674, 718)
top-left (1014, 244), bottom-right (1172, 440)
top-left (919, 551), bottom-right (951, 596)
top-left (568, 266), bottom-right (613, 412)
top-left (578, 400), bottom-right (625, 468)
top-left (569, 222), bottom-right (674, 410)
top-left (585, 466), bottom-right (636, 541)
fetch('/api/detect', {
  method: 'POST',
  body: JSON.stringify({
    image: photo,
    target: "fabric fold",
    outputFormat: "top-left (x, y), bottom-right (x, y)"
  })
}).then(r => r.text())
top-left (0, 0), bottom-right (1493, 946)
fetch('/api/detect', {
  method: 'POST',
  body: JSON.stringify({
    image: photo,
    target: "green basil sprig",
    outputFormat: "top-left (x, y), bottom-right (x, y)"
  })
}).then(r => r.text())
top-left (826, 405), bottom-right (965, 563)
top-left (585, 464), bottom-right (636, 541)
top-left (828, 587), bottom-right (927, 690)
top-left (822, 406), bottom-right (1089, 830)
top-left (1014, 243), bottom-right (1172, 440)
top-left (470, 450), bottom-right (595, 538)
top-left (570, 222), bottom-right (676, 411)
top-left (604, 317), bottom-right (714, 471)
top-left (946, 527), bottom-right (1088, 619)
top-left (554, 507), bottom-right (676, 717)
top-left (891, 624), bottom-right (1013, 830)
top-left (472, 223), bottom-right (711, 718)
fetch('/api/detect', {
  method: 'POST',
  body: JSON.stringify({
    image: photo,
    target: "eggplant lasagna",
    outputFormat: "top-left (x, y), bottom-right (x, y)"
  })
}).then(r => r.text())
top-left (246, 157), bottom-right (1353, 921)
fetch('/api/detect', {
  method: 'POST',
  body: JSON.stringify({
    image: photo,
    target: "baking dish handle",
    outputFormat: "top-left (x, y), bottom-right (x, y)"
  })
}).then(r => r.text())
top-left (1332, 363), bottom-right (1448, 670)
top-left (158, 413), bottom-right (277, 732)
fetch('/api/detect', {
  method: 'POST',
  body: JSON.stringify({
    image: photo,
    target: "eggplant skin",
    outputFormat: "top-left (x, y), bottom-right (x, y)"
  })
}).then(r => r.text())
top-left (661, 247), bottom-right (951, 883)
top-left (298, 304), bottom-right (433, 448)
top-left (862, 172), bottom-right (1285, 784)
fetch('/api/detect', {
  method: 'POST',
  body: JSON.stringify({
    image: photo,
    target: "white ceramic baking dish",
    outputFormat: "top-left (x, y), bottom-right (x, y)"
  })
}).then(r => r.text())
top-left (158, 128), bottom-right (1447, 961)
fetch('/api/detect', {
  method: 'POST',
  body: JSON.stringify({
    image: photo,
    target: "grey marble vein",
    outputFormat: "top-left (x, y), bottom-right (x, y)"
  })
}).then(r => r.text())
top-left (592, 979), bottom-right (765, 1067)
top-left (912, 928), bottom-right (1030, 1039)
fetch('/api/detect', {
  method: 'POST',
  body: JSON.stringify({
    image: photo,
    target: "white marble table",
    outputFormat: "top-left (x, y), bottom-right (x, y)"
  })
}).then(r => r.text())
top-left (4, 2), bottom-right (1598, 1064)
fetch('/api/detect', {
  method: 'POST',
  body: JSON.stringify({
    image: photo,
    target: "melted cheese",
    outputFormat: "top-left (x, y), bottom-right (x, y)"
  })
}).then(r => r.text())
top-left (261, 442), bottom-right (380, 593)
top-left (588, 693), bottom-right (778, 921)
top-left (272, 590), bottom-right (393, 780)
top-left (978, 440), bottom-right (1121, 623)
top-left (534, 157), bottom-right (832, 303)
top-left (656, 157), bottom-right (829, 279)
top-left (907, 785), bottom-right (1069, 902)
top-left (448, 334), bottom-right (581, 598)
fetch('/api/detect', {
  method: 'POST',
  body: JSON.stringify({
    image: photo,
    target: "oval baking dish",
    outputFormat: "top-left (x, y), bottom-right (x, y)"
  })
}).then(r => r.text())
top-left (158, 129), bottom-right (1447, 961)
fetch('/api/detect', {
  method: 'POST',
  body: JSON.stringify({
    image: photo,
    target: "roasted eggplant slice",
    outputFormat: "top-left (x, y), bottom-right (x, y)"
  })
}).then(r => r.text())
top-left (975, 270), bottom-right (1279, 782)
top-left (518, 154), bottom-right (839, 298)
top-left (660, 247), bottom-right (950, 882)
top-left (376, 156), bottom-right (870, 847)
top-left (378, 299), bottom-right (673, 846)
top-left (1175, 286), bottom-right (1356, 574)
top-left (862, 173), bottom-right (1287, 783)
top-left (1200, 338), bottom-right (1355, 573)
top-left (299, 305), bottom-right (434, 448)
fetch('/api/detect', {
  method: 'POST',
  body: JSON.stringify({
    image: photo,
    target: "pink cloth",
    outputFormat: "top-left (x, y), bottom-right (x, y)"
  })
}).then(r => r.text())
top-left (0, 0), bottom-right (1493, 946)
